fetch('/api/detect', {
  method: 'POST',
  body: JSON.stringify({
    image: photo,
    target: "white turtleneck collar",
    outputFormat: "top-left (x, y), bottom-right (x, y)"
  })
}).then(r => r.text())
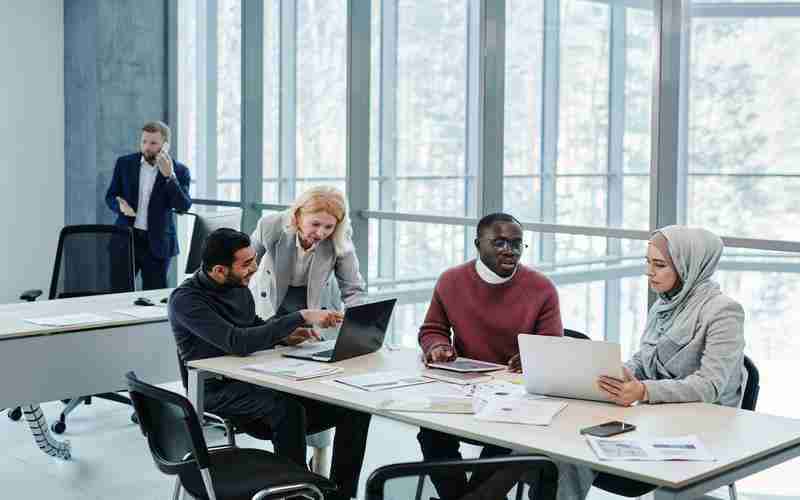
top-left (475, 257), bottom-right (516, 284)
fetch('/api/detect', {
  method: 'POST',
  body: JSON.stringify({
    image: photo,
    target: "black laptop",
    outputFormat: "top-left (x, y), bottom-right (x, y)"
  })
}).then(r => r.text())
top-left (282, 298), bottom-right (397, 363)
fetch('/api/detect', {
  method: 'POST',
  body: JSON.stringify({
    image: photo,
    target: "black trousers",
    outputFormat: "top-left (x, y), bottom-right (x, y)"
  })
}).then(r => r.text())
top-left (206, 379), bottom-right (371, 500)
top-left (133, 228), bottom-right (170, 290)
top-left (418, 427), bottom-right (513, 500)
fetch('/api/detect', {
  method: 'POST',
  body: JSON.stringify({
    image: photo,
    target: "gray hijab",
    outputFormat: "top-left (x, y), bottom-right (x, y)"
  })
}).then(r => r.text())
top-left (640, 225), bottom-right (724, 378)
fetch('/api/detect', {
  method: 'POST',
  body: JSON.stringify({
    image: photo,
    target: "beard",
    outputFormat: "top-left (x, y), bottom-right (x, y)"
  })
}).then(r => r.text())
top-left (223, 269), bottom-right (247, 287)
top-left (142, 152), bottom-right (158, 164)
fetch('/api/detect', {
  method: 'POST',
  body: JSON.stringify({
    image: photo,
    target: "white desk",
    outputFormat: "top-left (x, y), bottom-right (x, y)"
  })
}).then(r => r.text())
top-left (0, 289), bottom-right (177, 457)
top-left (189, 348), bottom-right (800, 500)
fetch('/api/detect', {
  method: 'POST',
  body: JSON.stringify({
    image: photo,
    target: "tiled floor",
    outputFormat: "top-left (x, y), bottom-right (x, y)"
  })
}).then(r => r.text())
top-left (0, 384), bottom-right (796, 499)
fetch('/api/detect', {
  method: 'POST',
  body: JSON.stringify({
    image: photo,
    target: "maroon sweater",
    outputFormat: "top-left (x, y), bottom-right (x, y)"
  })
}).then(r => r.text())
top-left (418, 260), bottom-right (563, 364)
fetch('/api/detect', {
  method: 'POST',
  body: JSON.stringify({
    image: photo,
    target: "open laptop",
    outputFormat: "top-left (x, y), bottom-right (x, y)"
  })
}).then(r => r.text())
top-left (518, 334), bottom-right (622, 402)
top-left (282, 298), bottom-right (397, 363)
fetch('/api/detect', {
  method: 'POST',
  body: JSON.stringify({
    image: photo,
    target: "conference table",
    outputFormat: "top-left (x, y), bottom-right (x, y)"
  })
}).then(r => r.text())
top-left (188, 347), bottom-right (800, 500)
top-left (0, 289), bottom-right (176, 458)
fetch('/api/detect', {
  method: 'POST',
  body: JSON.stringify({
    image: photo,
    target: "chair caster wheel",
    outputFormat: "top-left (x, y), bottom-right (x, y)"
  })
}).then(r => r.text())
top-left (131, 413), bottom-right (139, 425)
top-left (8, 407), bottom-right (22, 421)
top-left (51, 421), bottom-right (66, 434)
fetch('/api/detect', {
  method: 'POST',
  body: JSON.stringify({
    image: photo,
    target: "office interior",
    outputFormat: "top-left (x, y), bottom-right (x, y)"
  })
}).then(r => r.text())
top-left (1, 0), bottom-right (799, 498)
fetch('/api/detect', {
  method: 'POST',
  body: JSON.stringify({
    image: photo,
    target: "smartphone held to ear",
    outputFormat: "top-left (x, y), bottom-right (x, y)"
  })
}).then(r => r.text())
top-left (580, 420), bottom-right (636, 437)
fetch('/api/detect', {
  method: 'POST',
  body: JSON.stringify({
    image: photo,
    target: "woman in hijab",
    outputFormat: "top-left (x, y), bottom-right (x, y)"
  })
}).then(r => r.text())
top-left (556, 225), bottom-right (746, 500)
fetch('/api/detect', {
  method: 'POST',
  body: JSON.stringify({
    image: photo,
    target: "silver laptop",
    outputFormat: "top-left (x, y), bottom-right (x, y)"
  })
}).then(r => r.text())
top-left (518, 334), bottom-right (622, 402)
top-left (283, 298), bottom-right (396, 363)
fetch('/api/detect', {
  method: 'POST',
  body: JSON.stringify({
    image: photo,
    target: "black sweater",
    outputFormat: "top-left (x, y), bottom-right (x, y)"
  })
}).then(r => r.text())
top-left (169, 271), bottom-right (304, 362)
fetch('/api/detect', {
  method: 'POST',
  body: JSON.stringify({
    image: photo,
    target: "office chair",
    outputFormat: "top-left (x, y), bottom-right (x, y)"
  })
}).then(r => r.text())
top-left (563, 328), bottom-right (760, 500)
top-left (126, 371), bottom-right (337, 500)
top-left (183, 209), bottom-right (242, 275)
top-left (366, 455), bottom-right (559, 500)
top-left (9, 225), bottom-right (137, 432)
top-left (176, 350), bottom-right (333, 473)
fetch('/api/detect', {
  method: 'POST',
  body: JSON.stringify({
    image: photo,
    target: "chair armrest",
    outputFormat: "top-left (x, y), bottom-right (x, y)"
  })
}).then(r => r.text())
top-left (20, 289), bottom-right (43, 302)
top-left (207, 444), bottom-right (238, 453)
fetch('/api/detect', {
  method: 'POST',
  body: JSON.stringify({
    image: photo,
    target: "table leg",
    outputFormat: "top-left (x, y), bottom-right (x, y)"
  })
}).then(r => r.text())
top-left (22, 405), bottom-right (71, 460)
top-left (187, 368), bottom-right (205, 424)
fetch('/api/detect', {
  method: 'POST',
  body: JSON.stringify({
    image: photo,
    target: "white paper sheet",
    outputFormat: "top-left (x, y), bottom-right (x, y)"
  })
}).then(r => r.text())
top-left (241, 359), bottom-right (342, 380)
top-left (333, 371), bottom-right (434, 392)
top-left (24, 313), bottom-right (112, 327)
top-left (474, 396), bottom-right (567, 426)
top-left (113, 307), bottom-right (168, 319)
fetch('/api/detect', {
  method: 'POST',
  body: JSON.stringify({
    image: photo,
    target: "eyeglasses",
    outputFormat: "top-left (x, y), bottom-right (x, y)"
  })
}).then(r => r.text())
top-left (481, 238), bottom-right (528, 253)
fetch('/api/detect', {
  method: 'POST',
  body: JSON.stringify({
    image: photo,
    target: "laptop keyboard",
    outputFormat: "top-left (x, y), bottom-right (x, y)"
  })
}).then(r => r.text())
top-left (312, 349), bottom-right (335, 358)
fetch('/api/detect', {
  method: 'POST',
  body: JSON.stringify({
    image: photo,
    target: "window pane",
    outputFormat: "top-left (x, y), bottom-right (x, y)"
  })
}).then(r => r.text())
top-left (685, 16), bottom-right (800, 240)
top-left (503, 0), bottom-right (544, 224)
top-left (217, 0), bottom-right (242, 201)
top-left (296, 0), bottom-right (347, 187)
top-left (714, 250), bottom-right (800, 497)
top-left (178, 0), bottom-right (198, 199)
top-left (370, 1), bottom-right (472, 216)
top-left (262, 0), bottom-right (279, 203)
top-left (177, 0), bottom-right (242, 202)
top-left (694, 1), bottom-right (800, 3)
top-left (504, 1), bottom-right (654, 230)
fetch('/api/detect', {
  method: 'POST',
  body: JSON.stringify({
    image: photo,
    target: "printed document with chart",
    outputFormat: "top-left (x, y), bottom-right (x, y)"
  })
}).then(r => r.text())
top-left (587, 434), bottom-right (716, 461)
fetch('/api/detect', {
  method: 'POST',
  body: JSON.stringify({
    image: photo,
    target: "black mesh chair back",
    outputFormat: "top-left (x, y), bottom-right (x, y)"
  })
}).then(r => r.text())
top-left (126, 371), bottom-right (209, 477)
top-left (366, 456), bottom-right (559, 500)
top-left (50, 224), bottom-right (135, 299)
top-left (741, 355), bottom-right (760, 412)
top-left (184, 210), bottom-right (242, 274)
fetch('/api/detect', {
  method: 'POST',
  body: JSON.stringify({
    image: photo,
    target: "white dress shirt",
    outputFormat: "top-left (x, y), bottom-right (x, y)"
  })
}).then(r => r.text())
top-left (290, 234), bottom-right (316, 286)
top-left (134, 156), bottom-right (159, 230)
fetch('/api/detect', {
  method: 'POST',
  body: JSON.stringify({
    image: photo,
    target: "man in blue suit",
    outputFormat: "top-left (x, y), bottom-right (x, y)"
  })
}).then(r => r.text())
top-left (105, 121), bottom-right (192, 289)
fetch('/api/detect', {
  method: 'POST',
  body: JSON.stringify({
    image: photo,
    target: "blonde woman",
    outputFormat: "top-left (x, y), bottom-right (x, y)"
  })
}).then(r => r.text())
top-left (249, 186), bottom-right (366, 320)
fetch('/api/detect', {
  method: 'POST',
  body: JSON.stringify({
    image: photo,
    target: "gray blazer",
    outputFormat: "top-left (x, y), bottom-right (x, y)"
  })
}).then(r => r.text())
top-left (249, 212), bottom-right (366, 318)
top-left (625, 294), bottom-right (745, 407)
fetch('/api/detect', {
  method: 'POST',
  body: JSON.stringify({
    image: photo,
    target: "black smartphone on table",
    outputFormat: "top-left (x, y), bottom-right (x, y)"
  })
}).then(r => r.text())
top-left (579, 420), bottom-right (636, 437)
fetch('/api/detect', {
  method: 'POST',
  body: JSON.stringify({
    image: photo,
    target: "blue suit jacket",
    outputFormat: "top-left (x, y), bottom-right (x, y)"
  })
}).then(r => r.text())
top-left (105, 153), bottom-right (192, 259)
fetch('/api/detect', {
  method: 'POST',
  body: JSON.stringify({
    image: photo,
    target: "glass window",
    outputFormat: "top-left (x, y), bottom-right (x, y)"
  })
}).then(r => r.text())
top-left (370, 0), bottom-right (472, 216)
top-left (262, 0), bottom-right (280, 203)
top-left (217, 0), bottom-right (242, 202)
top-left (503, 1), bottom-right (655, 230)
top-left (296, 0), bottom-right (348, 192)
top-left (177, 0), bottom-right (242, 202)
top-left (177, 0), bottom-right (198, 198)
top-left (684, 14), bottom-right (800, 241)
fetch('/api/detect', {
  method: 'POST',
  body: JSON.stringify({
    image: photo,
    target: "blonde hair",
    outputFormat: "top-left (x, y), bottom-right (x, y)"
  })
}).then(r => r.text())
top-left (285, 186), bottom-right (353, 255)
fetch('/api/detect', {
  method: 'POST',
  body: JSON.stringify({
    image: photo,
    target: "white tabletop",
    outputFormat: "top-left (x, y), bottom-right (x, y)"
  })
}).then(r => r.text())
top-left (189, 347), bottom-right (800, 490)
top-left (0, 289), bottom-right (171, 341)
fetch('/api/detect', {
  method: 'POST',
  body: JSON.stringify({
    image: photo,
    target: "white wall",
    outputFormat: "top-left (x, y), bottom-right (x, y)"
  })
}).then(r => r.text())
top-left (0, 0), bottom-right (64, 303)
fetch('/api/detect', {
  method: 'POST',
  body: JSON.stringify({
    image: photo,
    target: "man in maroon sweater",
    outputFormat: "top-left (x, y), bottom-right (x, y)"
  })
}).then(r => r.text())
top-left (418, 212), bottom-right (563, 500)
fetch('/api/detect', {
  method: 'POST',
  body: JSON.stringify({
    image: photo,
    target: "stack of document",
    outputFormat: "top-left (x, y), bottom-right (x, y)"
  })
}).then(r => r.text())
top-left (474, 396), bottom-right (567, 426)
top-left (421, 369), bottom-right (494, 386)
top-left (333, 371), bottom-right (433, 392)
top-left (241, 360), bottom-right (342, 380)
top-left (113, 307), bottom-right (167, 319)
top-left (587, 434), bottom-right (715, 462)
top-left (379, 396), bottom-right (475, 414)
